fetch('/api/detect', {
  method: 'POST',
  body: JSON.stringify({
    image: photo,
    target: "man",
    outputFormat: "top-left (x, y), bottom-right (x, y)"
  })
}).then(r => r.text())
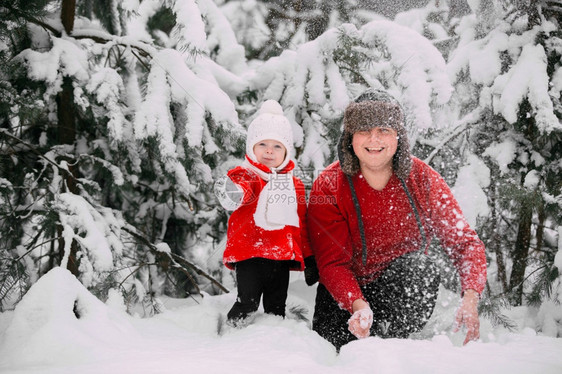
top-left (305, 89), bottom-right (487, 350)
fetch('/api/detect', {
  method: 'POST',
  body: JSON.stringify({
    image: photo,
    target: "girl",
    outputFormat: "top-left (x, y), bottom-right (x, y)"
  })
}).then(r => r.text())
top-left (215, 100), bottom-right (313, 326)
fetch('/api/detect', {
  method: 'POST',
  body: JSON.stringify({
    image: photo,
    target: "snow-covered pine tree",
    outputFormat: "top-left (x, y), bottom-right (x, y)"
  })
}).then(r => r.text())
top-left (218, 0), bottom-right (381, 61)
top-left (248, 19), bottom-right (453, 179)
top-left (0, 0), bottom-right (246, 313)
top-left (445, 0), bottom-right (562, 330)
top-left (394, 0), bottom-right (451, 47)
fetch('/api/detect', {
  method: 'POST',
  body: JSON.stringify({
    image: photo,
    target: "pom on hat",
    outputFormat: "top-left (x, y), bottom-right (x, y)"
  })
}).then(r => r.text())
top-left (246, 100), bottom-right (294, 170)
top-left (258, 100), bottom-right (284, 116)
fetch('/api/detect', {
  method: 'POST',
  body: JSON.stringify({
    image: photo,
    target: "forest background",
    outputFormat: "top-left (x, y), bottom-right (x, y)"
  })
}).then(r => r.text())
top-left (0, 0), bottom-right (561, 338)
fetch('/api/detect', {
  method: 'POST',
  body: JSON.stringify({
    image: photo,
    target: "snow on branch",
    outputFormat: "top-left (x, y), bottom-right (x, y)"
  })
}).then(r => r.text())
top-left (250, 24), bottom-right (358, 112)
top-left (55, 193), bottom-right (124, 287)
top-left (447, 25), bottom-right (509, 86)
top-left (447, 16), bottom-right (560, 135)
top-left (252, 20), bottom-right (452, 134)
top-left (196, 0), bottom-right (248, 74)
top-left (133, 48), bottom-right (243, 195)
top-left (145, 49), bottom-right (243, 147)
top-left (17, 37), bottom-right (89, 92)
top-left (493, 43), bottom-right (560, 134)
top-left (251, 49), bottom-right (297, 103)
top-left (171, 0), bottom-right (208, 55)
top-left (70, 30), bottom-right (158, 57)
top-left (285, 25), bottom-right (353, 111)
top-left (86, 68), bottom-right (128, 142)
top-left (359, 20), bottom-right (452, 129)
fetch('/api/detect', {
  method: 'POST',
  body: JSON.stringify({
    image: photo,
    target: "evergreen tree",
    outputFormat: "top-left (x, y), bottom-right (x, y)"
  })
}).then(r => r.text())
top-left (246, 19), bottom-right (453, 175)
top-left (218, 0), bottom-right (380, 60)
top-left (443, 0), bottom-right (561, 333)
top-left (0, 0), bottom-right (246, 313)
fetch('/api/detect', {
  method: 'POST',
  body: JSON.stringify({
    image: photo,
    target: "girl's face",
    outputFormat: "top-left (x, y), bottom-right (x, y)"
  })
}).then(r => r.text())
top-left (253, 139), bottom-right (287, 169)
top-left (351, 126), bottom-right (398, 174)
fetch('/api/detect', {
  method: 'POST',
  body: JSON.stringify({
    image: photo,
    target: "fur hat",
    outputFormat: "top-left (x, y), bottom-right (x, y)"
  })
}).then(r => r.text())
top-left (246, 100), bottom-right (293, 170)
top-left (339, 89), bottom-right (412, 179)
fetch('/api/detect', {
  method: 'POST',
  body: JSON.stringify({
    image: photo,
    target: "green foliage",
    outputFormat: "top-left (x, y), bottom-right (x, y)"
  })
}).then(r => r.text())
top-left (0, 248), bottom-right (29, 312)
top-left (147, 6), bottom-right (176, 38)
top-left (526, 262), bottom-right (560, 307)
top-left (478, 293), bottom-right (518, 331)
top-left (0, 0), bottom-right (238, 313)
top-left (439, 3), bottom-right (562, 312)
top-left (332, 30), bottom-right (373, 85)
top-left (76, 0), bottom-right (127, 35)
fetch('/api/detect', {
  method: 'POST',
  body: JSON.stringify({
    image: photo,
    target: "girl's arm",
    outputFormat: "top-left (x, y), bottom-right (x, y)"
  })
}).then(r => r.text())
top-left (214, 167), bottom-right (261, 211)
top-left (214, 175), bottom-right (244, 211)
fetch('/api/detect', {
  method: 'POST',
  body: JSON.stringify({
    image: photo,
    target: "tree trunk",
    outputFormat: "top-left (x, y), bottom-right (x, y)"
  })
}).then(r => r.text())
top-left (61, 0), bottom-right (76, 34)
top-left (56, 76), bottom-right (79, 276)
top-left (56, 0), bottom-right (79, 276)
top-left (509, 199), bottom-right (533, 305)
top-left (489, 181), bottom-right (508, 292)
top-left (535, 201), bottom-right (545, 256)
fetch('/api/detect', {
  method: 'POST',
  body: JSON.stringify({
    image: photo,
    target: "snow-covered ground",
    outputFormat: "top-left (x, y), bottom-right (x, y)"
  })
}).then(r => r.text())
top-left (0, 267), bottom-right (561, 374)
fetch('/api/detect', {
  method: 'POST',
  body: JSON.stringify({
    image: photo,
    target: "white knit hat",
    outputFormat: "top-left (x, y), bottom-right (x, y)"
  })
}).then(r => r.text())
top-left (246, 100), bottom-right (294, 170)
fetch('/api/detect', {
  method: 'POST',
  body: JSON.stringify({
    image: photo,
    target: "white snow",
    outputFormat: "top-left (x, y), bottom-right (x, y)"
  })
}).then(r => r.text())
top-left (552, 226), bottom-right (562, 282)
top-left (448, 16), bottom-right (561, 134)
top-left (54, 193), bottom-right (124, 287)
top-left (197, 0), bottom-right (248, 75)
top-left (394, 0), bottom-right (449, 40)
top-left (87, 68), bottom-right (127, 141)
top-left (1, 268), bottom-right (561, 373)
top-left (493, 43), bottom-right (560, 134)
top-left (524, 170), bottom-right (540, 190)
top-left (17, 37), bottom-right (90, 97)
top-left (452, 154), bottom-right (490, 228)
top-left (171, 0), bottom-right (208, 53)
top-left (483, 138), bottom-right (518, 175)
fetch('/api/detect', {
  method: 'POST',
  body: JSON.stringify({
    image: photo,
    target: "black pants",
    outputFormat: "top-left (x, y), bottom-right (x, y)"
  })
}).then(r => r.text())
top-left (227, 258), bottom-right (291, 323)
top-left (312, 252), bottom-right (441, 350)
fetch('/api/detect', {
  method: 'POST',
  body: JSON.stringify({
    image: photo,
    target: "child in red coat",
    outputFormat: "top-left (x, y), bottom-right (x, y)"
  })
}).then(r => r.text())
top-left (215, 100), bottom-right (312, 326)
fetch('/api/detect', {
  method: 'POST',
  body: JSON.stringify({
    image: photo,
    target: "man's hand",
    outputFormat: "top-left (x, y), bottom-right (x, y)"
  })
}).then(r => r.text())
top-left (454, 289), bottom-right (480, 345)
top-left (348, 299), bottom-right (373, 339)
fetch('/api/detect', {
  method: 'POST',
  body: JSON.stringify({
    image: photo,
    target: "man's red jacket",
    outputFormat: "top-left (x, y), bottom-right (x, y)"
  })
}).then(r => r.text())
top-left (307, 157), bottom-right (487, 313)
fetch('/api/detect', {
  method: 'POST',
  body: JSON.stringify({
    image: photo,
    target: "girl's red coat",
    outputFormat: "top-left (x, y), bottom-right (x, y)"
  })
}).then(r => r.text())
top-left (307, 157), bottom-right (487, 313)
top-left (223, 165), bottom-right (312, 270)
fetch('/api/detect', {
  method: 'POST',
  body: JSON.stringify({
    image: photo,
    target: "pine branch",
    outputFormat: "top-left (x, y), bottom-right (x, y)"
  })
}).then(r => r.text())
top-left (70, 31), bottom-right (156, 58)
top-left (0, 129), bottom-right (78, 184)
top-left (122, 226), bottom-right (228, 294)
top-left (525, 263), bottom-right (559, 307)
top-left (1, 2), bottom-right (58, 36)
top-left (7, 5), bottom-right (157, 59)
top-left (0, 251), bottom-right (28, 311)
top-left (424, 108), bottom-right (483, 164)
top-left (478, 291), bottom-right (517, 331)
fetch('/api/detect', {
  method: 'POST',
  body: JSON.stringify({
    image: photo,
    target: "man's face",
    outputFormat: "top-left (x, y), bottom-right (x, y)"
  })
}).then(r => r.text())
top-left (351, 126), bottom-right (398, 173)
